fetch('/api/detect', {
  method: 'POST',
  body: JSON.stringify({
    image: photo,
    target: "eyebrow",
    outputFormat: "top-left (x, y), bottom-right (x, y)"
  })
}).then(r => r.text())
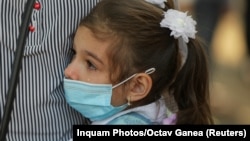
top-left (84, 50), bottom-right (104, 65)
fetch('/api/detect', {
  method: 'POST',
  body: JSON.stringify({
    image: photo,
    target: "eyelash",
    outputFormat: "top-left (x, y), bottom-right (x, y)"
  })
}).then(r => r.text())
top-left (86, 60), bottom-right (97, 71)
top-left (71, 48), bottom-right (97, 71)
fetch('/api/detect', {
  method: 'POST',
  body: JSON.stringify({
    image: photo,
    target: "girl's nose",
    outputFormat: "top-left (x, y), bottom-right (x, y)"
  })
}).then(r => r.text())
top-left (64, 64), bottom-right (78, 80)
top-left (64, 67), bottom-right (72, 79)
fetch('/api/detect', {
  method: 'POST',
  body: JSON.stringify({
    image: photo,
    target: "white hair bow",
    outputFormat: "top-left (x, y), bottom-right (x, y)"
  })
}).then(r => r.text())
top-left (145, 0), bottom-right (197, 68)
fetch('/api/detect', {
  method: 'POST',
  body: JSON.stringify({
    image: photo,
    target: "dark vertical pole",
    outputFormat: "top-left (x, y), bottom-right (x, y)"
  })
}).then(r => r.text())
top-left (0, 0), bottom-right (35, 140)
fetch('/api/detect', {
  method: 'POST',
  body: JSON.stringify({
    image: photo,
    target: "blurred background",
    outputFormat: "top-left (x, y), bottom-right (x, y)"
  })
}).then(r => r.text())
top-left (180, 0), bottom-right (250, 124)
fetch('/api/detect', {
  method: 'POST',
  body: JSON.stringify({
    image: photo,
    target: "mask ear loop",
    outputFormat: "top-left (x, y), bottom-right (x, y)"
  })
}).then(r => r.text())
top-left (145, 68), bottom-right (156, 74)
top-left (123, 68), bottom-right (156, 106)
top-left (112, 68), bottom-right (156, 89)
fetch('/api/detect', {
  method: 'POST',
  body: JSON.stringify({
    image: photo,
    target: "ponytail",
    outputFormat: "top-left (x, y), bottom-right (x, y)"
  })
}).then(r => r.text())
top-left (170, 38), bottom-right (214, 124)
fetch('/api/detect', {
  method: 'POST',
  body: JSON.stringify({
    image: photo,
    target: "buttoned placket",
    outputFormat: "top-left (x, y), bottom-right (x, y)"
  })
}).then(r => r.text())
top-left (29, 1), bottom-right (41, 32)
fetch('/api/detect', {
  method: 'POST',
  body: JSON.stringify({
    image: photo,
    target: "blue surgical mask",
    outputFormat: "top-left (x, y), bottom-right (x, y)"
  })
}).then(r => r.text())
top-left (63, 68), bottom-right (155, 121)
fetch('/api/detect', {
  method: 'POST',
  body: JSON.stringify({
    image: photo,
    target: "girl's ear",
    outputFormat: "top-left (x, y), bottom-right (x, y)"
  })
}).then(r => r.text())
top-left (127, 73), bottom-right (152, 103)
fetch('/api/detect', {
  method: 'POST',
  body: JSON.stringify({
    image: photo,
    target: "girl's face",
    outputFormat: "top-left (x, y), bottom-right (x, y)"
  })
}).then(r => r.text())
top-left (64, 26), bottom-right (128, 106)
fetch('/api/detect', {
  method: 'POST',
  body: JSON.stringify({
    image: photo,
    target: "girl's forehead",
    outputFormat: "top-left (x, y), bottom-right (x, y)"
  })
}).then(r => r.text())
top-left (75, 26), bottom-right (113, 64)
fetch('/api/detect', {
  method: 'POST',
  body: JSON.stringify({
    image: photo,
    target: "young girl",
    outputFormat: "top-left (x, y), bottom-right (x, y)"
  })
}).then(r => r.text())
top-left (63, 0), bottom-right (214, 125)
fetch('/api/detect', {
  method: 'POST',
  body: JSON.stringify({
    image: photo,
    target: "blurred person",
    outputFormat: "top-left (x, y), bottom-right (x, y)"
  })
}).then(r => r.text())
top-left (0, 0), bottom-right (99, 140)
top-left (246, 0), bottom-right (250, 56)
top-left (193, 0), bottom-right (229, 54)
top-left (240, 0), bottom-right (250, 84)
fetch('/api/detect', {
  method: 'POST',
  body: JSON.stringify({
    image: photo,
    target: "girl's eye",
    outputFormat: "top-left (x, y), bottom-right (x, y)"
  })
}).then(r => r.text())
top-left (86, 60), bottom-right (97, 70)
